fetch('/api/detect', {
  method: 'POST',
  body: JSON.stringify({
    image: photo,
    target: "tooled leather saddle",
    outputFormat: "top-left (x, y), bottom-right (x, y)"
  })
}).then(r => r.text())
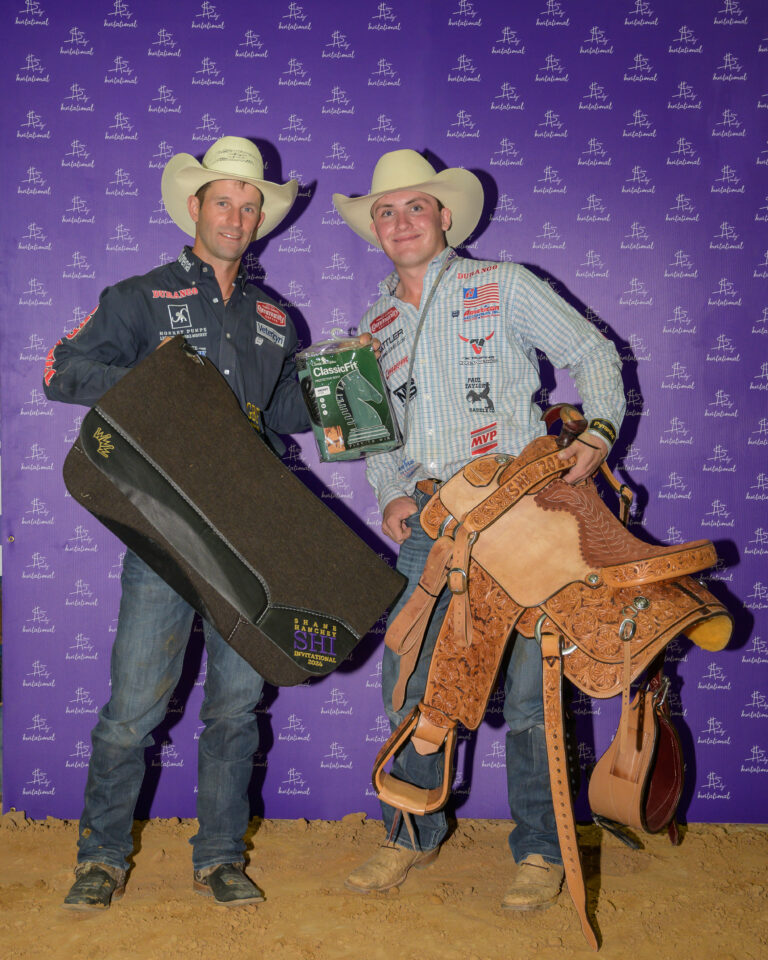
top-left (372, 405), bottom-right (732, 950)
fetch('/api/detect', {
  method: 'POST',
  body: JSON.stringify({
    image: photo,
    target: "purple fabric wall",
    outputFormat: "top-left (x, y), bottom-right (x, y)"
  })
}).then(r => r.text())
top-left (1, 0), bottom-right (766, 822)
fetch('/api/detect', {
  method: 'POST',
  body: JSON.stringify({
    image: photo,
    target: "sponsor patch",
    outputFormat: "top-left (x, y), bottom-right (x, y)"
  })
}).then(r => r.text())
top-left (463, 282), bottom-right (500, 319)
top-left (152, 287), bottom-right (199, 299)
top-left (256, 322), bottom-right (286, 347)
top-left (457, 265), bottom-right (499, 280)
top-left (370, 306), bottom-right (399, 334)
top-left (44, 307), bottom-right (98, 385)
top-left (256, 301), bottom-right (287, 326)
top-left (385, 355), bottom-right (408, 380)
top-left (380, 328), bottom-right (405, 353)
top-left (392, 380), bottom-right (417, 404)
top-left (167, 303), bottom-right (192, 329)
top-left (470, 421), bottom-right (498, 457)
top-left (459, 331), bottom-right (495, 355)
top-left (463, 282), bottom-right (499, 306)
top-left (465, 378), bottom-right (495, 412)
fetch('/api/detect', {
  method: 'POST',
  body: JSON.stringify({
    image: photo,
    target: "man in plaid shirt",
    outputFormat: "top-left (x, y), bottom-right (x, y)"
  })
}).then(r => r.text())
top-left (333, 149), bottom-right (625, 909)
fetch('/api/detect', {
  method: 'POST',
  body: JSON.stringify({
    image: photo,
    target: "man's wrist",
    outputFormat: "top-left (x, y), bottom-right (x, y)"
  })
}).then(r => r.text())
top-left (586, 418), bottom-right (617, 449)
top-left (378, 488), bottom-right (415, 514)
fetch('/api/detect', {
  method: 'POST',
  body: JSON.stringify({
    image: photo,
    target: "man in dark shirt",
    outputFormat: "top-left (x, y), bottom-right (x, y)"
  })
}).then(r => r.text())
top-left (44, 136), bottom-right (310, 910)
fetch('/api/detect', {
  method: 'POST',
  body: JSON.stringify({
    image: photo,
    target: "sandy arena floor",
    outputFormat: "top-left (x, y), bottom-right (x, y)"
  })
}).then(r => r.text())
top-left (0, 812), bottom-right (765, 960)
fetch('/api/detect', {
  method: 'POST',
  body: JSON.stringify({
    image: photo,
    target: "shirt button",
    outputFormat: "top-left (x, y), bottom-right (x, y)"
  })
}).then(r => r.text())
top-left (226, 333), bottom-right (231, 339)
top-left (427, 429), bottom-right (433, 436)
top-left (203, 267), bottom-right (209, 273)
top-left (223, 369), bottom-right (230, 375)
top-left (213, 297), bottom-right (219, 303)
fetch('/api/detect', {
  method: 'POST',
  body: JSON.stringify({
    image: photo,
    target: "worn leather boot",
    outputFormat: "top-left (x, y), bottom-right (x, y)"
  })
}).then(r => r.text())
top-left (193, 862), bottom-right (265, 906)
top-left (501, 854), bottom-right (564, 911)
top-left (345, 843), bottom-right (439, 893)
top-left (62, 862), bottom-right (126, 910)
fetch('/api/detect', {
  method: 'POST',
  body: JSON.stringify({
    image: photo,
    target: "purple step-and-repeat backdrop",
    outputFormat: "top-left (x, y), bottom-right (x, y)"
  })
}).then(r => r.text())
top-left (1, 0), bottom-right (766, 822)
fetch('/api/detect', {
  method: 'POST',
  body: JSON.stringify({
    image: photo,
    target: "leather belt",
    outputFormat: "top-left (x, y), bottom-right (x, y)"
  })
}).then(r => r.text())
top-left (415, 478), bottom-right (441, 495)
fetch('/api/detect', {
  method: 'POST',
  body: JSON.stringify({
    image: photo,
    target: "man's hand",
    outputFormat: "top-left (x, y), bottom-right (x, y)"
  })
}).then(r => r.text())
top-left (557, 435), bottom-right (608, 484)
top-left (382, 496), bottom-right (418, 544)
top-left (358, 331), bottom-right (382, 360)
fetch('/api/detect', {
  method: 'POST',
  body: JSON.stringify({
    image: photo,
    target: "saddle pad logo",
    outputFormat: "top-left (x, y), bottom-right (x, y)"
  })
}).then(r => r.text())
top-left (167, 303), bottom-right (192, 329)
top-left (370, 306), bottom-right (399, 334)
top-left (256, 301), bottom-right (286, 326)
top-left (256, 322), bottom-right (286, 347)
top-left (470, 421), bottom-right (498, 457)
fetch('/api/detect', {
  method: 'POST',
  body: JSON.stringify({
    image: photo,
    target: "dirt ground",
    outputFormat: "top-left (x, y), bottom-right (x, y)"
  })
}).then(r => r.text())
top-left (0, 813), bottom-right (765, 960)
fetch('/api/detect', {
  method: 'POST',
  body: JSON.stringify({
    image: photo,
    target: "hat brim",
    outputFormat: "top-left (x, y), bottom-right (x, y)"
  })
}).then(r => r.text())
top-left (332, 167), bottom-right (484, 249)
top-left (161, 153), bottom-right (298, 241)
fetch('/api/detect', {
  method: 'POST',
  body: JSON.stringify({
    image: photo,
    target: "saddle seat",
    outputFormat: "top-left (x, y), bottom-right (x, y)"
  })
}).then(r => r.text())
top-left (419, 436), bottom-right (717, 607)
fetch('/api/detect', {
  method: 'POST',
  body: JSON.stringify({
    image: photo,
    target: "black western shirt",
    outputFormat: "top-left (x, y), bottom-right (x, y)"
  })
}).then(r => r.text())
top-left (43, 246), bottom-right (310, 449)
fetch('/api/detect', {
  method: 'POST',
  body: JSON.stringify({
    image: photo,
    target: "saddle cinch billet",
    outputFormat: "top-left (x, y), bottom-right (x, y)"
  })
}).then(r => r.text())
top-left (63, 336), bottom-right (405, 687)
top-left (373, 406), bottom-right (732, 951)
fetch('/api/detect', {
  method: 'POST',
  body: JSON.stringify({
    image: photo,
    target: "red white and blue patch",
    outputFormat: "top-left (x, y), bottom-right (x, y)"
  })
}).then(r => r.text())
top-left (463, 282), bottom-right (500, 319)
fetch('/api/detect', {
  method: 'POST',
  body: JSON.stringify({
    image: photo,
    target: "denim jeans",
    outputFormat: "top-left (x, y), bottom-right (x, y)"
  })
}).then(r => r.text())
top-left (77, 550), bottom-right (265, 872)
top-left (380, 490), bottom-right (561, 863)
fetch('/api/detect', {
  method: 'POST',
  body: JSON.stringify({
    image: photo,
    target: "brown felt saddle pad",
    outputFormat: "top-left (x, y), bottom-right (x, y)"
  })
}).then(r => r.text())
top-left (63, 336), bottom-right (405, 686)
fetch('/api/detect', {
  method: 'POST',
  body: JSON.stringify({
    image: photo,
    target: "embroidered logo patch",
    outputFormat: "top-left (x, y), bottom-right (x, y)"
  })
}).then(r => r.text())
top-left (256, 301), bottom-right (287, 326)
top-left (470, 421), bottom-right (498, 457)
top-left (463, 282), bottom-right (500, 319)
top-left (459, 331), bottom-right (495, 355)
top-left (370, 306), bottom-right (399, 334)
top-left (167, 303), bottom-right (192, 329)
top-left (256, 322), bottom-right (286, 347)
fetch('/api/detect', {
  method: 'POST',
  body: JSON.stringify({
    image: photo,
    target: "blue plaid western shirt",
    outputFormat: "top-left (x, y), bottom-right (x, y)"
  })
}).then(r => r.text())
top-left (359, 247), bottom-right (626, 511)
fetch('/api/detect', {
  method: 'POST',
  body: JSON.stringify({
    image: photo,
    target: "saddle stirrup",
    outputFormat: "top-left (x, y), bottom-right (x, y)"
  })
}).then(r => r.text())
top-left (372, 706), bottom-right (458, 817)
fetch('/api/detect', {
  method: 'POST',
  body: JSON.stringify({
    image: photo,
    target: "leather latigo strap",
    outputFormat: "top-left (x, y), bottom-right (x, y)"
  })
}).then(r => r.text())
top-left (386, 536), bottom-right (455, 711)
top-left (540, 629), bottom-right (600, 951)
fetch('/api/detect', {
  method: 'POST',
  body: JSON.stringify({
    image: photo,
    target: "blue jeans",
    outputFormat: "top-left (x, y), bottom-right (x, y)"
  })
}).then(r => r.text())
top-left (380, 490), bottom-right (561, 863)
top-left (77, 550), bottom-right (265, 872)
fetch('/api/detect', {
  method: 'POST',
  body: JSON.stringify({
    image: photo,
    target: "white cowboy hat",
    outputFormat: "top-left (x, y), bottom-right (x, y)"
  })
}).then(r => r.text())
top-left (161, 136), bottom-right (297, 240)
top-left (332, 149), bottom-right (484, 248)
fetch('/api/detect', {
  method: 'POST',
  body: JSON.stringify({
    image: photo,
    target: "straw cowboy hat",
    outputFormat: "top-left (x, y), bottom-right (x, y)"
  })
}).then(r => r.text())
top-left (332, 149), bottom-right (484, 248)
top-left (161, 136), bottom-right (297, 240)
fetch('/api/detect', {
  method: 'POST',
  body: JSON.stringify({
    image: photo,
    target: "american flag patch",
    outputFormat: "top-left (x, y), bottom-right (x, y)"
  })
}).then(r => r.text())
top-left (463, 282), bottom-right (499, 307)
